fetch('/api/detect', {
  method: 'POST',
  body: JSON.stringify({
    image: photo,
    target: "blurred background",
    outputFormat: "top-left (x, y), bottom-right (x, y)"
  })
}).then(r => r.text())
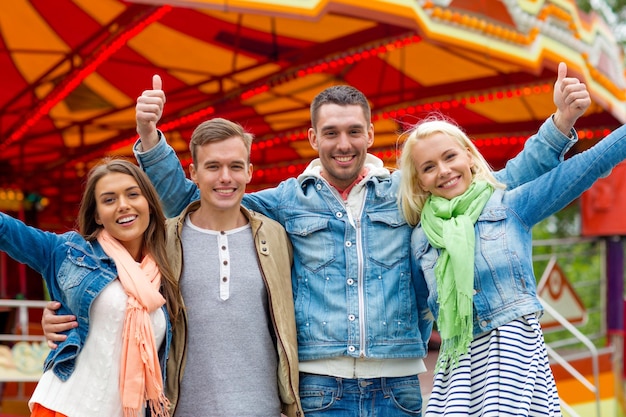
top-left (1, 1), bottom-right (626, 416)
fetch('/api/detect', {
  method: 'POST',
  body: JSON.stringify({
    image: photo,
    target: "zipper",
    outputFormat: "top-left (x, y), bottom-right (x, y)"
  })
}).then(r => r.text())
top-left (329, 181), bottom-right (368, 357)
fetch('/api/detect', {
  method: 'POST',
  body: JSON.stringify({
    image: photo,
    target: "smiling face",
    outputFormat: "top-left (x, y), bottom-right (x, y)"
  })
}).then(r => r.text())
top-left (411, 132), bottom-right (475, 200)
top-left (189, 135), bottom-right (252, 216)
top-left (94, 172), bottom-right (150, 259)
top-left (308, 103), bottom-right (374, 190)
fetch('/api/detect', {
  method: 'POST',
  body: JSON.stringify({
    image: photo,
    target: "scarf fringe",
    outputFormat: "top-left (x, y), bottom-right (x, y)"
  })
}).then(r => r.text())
top-left (435, 313), bottom-right (474, 373)
top-left (123, 395), bottom-right (170, 417)
top-left (148, 394), bottom-right (171, 417)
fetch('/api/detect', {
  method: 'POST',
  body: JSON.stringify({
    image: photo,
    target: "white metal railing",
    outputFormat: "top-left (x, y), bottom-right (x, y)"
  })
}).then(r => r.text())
top-left (532, 237), bottom-right (606, 417)
top-left (0, 299), bottom-right (49, 341)
top-left (0, 299), bottom-right (49, 383)
top-left (538, 298), bottom-right (602, 417)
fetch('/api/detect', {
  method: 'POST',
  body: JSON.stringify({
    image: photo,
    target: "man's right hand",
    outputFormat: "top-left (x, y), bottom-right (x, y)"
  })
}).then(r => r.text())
top-left (136, 74), bottom-right (166, 151)
top-left (41, 301), bottom-right (78, 349)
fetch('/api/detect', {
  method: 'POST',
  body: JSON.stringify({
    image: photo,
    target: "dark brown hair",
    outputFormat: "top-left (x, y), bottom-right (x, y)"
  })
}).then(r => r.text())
top-left (77, 158), bottom-right (181, 320)
top-left (310, 85), bottom-right (371, 130)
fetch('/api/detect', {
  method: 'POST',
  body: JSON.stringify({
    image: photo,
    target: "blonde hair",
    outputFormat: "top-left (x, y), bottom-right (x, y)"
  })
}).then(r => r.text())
top-left (398, 115), bottom-right (504, 226)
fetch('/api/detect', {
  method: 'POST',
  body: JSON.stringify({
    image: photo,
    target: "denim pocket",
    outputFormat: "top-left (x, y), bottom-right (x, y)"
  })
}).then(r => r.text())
top-left (366, 210), bottom-right (410, 268)
top-left (299, 374), bottom-right (339, 413)
top-left (57, 245), bottom-right (99, 290)
top-left (285, 215), bottom-right (335, 272)
top-left (385, 377), bottom-right (423, 415)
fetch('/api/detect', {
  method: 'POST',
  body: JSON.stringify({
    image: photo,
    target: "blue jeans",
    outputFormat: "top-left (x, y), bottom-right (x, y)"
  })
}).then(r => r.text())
top-left (299, 373), bottom-right (423, 417)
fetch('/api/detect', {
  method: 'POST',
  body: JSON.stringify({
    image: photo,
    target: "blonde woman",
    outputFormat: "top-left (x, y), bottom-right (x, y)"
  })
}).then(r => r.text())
top-left (399, 114), bottom-right (626, 416)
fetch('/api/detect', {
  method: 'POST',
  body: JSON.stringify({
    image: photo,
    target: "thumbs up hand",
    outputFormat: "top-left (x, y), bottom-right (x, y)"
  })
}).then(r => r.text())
top-left (136, 74), bottom-right (166, 151)
top-left (553, 62), bottom-right (591, 136)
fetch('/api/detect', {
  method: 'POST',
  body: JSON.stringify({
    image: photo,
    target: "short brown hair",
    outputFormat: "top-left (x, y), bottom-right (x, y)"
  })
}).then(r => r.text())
top-left (189, 118), bottom-right (254, 165)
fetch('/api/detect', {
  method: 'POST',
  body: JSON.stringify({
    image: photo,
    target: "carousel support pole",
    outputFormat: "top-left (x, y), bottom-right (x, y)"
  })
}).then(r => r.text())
top-left (606, 236), bottom-right (625, 416)
top-left (606, 237), bottom-right (624, 354)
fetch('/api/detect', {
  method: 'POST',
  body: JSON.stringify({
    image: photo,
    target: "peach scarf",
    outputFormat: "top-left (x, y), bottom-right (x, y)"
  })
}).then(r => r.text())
top-left (97, 230), bottom-right (170, 417)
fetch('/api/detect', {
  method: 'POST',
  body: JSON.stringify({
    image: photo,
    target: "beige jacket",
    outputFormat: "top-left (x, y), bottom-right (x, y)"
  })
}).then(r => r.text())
top-left (164, 201), bottom-right (302, 416)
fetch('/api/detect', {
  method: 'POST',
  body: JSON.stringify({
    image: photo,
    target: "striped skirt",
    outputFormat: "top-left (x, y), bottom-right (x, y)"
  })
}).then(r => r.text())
top-left (424, 314), bottom-right (561, 416)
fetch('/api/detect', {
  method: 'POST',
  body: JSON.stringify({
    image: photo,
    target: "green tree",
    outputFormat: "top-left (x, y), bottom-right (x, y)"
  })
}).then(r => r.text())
top-left (578, 0), bottom-right (626, 48)
top-left (533, 203), bottom-right (606, 347)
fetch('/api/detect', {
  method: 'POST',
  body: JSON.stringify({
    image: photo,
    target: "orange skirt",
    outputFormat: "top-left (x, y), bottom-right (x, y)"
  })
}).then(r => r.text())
top-left (30, 403), bottom-right (68, 417)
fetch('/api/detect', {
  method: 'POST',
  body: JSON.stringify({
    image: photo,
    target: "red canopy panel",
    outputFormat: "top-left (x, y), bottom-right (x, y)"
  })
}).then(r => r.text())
top-left (0, 0), bottom-right (624, 230)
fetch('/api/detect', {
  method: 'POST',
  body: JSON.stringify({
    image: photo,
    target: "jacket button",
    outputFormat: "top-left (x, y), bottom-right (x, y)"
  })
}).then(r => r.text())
top-left (480, 320), bottom-right (488, 327)
top-left (348, 314), bottom-right (355, 321)
top-left (348, 345), bottom-right (356, 352)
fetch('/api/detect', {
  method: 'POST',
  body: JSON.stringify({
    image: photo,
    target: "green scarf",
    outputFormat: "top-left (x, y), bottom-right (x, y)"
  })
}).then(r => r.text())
top-left (420, 180), bottom-right (494, 370)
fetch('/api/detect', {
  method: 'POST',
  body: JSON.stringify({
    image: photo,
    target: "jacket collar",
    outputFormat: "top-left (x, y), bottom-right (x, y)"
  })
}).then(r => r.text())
top-left (173, 200), bottom-right (263, 235)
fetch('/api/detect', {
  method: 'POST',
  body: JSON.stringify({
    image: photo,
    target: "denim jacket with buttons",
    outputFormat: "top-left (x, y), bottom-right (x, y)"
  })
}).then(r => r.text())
top-left (134, 116), bottom-right (576, 361)
top-left (0, 213), bottom-right (172, 382)
top-left (411, 123), bottom-right (626, 337)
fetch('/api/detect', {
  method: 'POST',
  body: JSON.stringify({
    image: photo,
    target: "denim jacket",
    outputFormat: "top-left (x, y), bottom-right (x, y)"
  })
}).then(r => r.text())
top-left (134, 116), bottom-right (575, 361)
top-left (0, 213), bottom-right (172, 382)
top-left (412, 123), bottom-right (626, 336)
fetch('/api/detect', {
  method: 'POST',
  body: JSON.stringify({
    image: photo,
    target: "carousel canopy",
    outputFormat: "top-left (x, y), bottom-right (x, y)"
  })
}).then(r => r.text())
top-left (0, 0), bottom-right (624, 229)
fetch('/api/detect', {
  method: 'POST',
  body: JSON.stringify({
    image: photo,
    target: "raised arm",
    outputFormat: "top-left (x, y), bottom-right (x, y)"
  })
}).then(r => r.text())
top-left (495, 62), bottom-right (591, 188)
top-left (0, 212), bottom-right (60, 280)
top-left (134, 75), bottom-right (199, 217)
top-left (513, 122), bottom-right (626, 227)
top-left (0, 213), bottom-right (78, 335)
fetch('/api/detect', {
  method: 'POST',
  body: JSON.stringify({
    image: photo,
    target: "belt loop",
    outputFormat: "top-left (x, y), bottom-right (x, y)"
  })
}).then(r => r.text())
top-left (381, 376), bottom-right (391, 396)
top-left (335, 376), bottom-right (343, 399)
